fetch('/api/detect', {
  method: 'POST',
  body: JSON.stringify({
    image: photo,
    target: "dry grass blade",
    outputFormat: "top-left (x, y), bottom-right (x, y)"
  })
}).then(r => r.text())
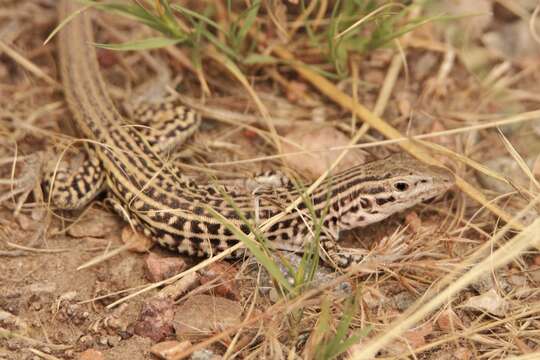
top-left (0, 41), bottom-right (59, 87)
top-left (419, 141), bottom-right (510, 186)
top-left (76, 243), bottom-right (134, 270)
top-left (0, 327), bottom-right (71, 351)
top-left (508, 353), bottom-right (540, 360)
top-left (205, 110), bottom-right (540, 166)
top-left (530, 3), bottom-right (540, 44)
top-left (393, 303), bottom-right (540, 358)
top-left (105, 242), bottom-right (243, 309)
top-left (372, 53), bottom-right (403, 117)
top-left (27, 348), bottom-right (62, 360)
top-left (205, 47), bottom-right (282, 153)
top-left (496, 0), bottom-right (531, 20)
top-left (5, 242), bottom-right (69, 253)
top-left (498, 129), bottom-right (540, 190)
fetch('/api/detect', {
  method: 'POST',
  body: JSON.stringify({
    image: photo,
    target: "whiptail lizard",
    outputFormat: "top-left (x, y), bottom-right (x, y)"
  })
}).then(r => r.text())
top-left (45, 1), bottom-right (455, 268)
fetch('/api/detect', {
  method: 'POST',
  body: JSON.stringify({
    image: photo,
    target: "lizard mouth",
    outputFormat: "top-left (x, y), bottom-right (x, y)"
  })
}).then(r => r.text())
top-left (423, 196), bottom-right (438, 204)
top-left (420, 184), bottom-right (454, 203)
top-left (423, 191), bottom-right (450, 203)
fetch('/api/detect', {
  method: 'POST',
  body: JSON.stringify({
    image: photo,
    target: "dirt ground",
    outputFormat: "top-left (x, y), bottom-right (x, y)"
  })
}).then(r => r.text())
top-left (2, 0), bottom-right (540, 359)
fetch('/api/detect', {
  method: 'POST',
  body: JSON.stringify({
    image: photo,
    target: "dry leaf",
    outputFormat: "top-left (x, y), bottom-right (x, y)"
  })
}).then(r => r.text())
top-left (463, 289), bottom-right (508, 316)
top-left (436, 308), bottom-right (463, 331)
top-left (281, 124), bottom-right (366, 180)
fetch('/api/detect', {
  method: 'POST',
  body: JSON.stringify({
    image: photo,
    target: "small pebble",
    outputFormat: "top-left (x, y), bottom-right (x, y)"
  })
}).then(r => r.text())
top-left (122, 226), bottom-right (153, 253)
top-left (79, 349), bottom-right (104, 360)
top-left (134, 298), bottom-right (175, 342)
top-left (145, 253), bottom-right (186, 282)
top-left (150, 340), bottom-right (192, 360)
top-left (199, 261), bottom-right (240, 300)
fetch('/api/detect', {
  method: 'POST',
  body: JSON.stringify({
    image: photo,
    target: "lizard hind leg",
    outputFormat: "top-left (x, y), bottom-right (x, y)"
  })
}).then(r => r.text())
top-left (103, 196), bottom-right (169, 249)
top-left (131, 99), bottom-right (201, 154)
top-left (104, 196), bottom-right (153, 235)
top-left (217, 170), bottom-right (296, 192)
top-left (245, 170), bottom-right (295, 190)
top-left (43, 149), bottom-right (105, 210)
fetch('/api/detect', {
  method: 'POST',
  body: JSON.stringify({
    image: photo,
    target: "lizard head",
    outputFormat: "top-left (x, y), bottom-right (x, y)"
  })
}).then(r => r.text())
top-left (332, 153), bottom-right (455, 231)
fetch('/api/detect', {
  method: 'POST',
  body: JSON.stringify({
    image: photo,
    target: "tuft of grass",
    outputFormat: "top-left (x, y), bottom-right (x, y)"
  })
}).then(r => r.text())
top-left (205, 200), bottom-right (295, 295)
top-left (324, 1), bottom-right (446, 77)
top-left (309, 290), bottom-right (371, 360)
top-left (204, 174), bottom-right (348, 353)
top-left (206, 175), bottom-right (334, 300)
top-left (49, 0), bottom-right (445, 78)
top-left (286, 178), bottom-right (332, 290)
top-left (224, 0), bottom-right (261, 54)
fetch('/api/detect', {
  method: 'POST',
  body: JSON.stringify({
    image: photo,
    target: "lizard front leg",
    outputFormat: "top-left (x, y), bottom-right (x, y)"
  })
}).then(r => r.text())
top-left (320, 234), bottom-right (367, 269)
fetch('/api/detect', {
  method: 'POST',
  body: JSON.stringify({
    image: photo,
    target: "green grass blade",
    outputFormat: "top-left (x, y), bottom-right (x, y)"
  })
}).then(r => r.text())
top-left (325, 294), bottom-right (358, 356)
top-left (367, 14), bottom-right (441, 51)
top-left (199, 28), bottom-right (239, 61)
top-left (44, 2), bottom-right (92, 45)
top-left (204, 206), bottom-right (294, 294)
top-left (243, 54), bottom-right (280, 65)
top-left (328, 326), bottom-right (372, 359)
top-left (171, 4), bottom-right (222, 31)
top-left (235, 0), bottom-right (260, 44)
top-left (92, 37), bottom-right (183, 51)
top-left (154, 0), bottom-right (186, 38)
top-left (76, 0), bottom-right (185, 37)
top-left (314, 289), bottom-right (372, 359)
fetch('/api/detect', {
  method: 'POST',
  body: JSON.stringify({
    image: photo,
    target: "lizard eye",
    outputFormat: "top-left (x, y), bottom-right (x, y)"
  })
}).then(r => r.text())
top-left (394, 181), bottom-right (410, 192)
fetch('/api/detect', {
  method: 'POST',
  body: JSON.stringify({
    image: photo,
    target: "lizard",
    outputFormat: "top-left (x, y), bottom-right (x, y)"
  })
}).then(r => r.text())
top-left (44, 0), bottom-right (455, 269)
